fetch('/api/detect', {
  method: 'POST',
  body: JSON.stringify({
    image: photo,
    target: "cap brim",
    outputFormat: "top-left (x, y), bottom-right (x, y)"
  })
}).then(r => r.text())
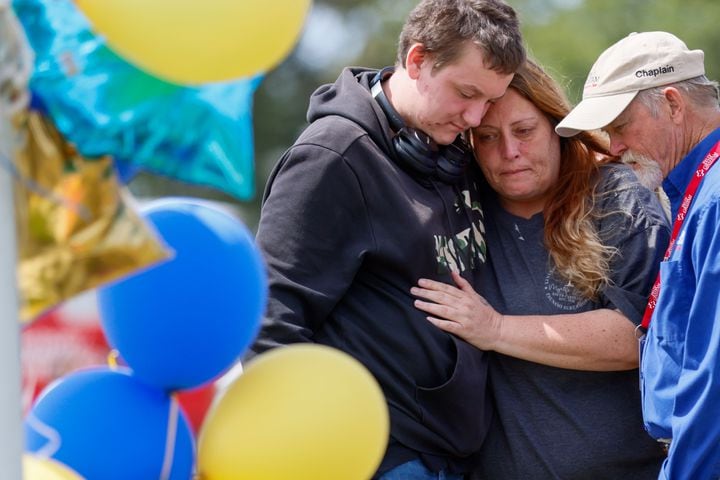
top-left (555, 91), bottom-right (638, 137)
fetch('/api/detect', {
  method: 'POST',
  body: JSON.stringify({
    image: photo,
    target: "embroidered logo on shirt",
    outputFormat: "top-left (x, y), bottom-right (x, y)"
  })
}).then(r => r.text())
top-left (544, 268), bottom-right (590, 311)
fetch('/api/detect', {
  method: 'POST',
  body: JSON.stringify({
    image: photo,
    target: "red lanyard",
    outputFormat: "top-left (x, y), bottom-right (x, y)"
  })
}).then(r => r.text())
top-left (641, 141), bottom-right (720, 331)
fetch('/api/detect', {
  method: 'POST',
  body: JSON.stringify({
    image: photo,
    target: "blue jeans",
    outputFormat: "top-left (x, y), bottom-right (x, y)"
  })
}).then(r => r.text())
top-left (378, 459), bottom-right (465, 480)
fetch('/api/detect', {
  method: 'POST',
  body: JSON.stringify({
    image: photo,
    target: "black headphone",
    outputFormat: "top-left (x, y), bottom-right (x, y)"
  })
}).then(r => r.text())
top-left (370, 66), bottom-right (472, 185)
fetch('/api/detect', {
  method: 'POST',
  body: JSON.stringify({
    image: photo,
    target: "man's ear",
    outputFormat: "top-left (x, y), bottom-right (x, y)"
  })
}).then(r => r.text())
top-left (406, 43), bottom-right (429, 80)
top-left (663, 87), bottom-right (686, 125)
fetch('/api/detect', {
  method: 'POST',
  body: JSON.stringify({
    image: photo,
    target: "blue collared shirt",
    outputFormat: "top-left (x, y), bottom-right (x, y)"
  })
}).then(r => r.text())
top-left (641, 127), bottom-right (720, 479)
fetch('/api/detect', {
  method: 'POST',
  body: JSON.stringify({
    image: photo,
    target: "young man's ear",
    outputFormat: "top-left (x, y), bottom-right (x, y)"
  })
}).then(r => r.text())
top-left (406, 43), bottom-right (429, 80)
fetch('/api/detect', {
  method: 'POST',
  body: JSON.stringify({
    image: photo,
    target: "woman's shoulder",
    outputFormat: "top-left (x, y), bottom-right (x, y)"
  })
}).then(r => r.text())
top-left (594, 161), bottom-right (670, 234)
top-left (595, 162), bottom-right (640, 191)
top-left (595, 162), bottom-right (655, 207)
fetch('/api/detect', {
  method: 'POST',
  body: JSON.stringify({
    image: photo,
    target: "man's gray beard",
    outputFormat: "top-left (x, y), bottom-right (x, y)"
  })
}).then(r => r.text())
top-left (621, 152), bottom-right (664, 191)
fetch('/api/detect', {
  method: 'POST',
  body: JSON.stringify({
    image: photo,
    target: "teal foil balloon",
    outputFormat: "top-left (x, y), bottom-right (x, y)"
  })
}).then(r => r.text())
top-left (13, 0), bottom-right (262, 200)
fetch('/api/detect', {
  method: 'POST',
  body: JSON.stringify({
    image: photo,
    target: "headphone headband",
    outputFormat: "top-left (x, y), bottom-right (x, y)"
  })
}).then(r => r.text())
top-left (370, 67), bottom-right (405, 132)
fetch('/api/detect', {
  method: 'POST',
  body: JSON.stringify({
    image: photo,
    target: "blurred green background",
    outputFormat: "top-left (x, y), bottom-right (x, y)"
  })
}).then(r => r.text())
top-left (128, 0), bottom-right (720, 230)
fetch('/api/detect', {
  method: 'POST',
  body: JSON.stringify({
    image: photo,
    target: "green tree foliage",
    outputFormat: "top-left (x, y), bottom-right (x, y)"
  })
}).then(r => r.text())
top-left (519, 0), bottom-right (720, 101)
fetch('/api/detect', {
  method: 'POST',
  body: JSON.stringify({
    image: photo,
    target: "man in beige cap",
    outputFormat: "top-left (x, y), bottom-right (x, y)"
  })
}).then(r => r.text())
top-left (556, 31), bottom-right (720, 479)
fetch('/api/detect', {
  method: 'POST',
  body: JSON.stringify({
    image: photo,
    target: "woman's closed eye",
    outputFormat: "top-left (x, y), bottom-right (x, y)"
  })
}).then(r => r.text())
top-left (474, 130), bottom-right (498, 144)
top-left (513, 124), bottom-right (536, 139)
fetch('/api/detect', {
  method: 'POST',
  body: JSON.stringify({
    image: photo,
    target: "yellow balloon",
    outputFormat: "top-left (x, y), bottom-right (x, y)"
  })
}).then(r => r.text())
top-left (197, 345), bottom-right (389, 480)
top-left (23, 455), bottom-right (82, 480)
top-left (74, 0), bottom-right (312, 84)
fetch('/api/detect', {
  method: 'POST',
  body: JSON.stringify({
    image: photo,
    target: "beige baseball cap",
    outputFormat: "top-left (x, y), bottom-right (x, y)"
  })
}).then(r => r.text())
top-left (555, 31), bottom-right (705, 137)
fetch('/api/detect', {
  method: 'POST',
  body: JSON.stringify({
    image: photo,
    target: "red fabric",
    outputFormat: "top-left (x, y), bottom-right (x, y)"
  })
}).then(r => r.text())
top-left (176, 382), bottom-right (216, 434)
top-left (21, 294), bottom-right (217, 434)
top-left (21, 305), bottom-right (109, 413)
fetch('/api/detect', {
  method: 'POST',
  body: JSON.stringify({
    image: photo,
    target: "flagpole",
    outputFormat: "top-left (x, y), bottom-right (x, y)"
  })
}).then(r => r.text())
top-left (0, 124), bottom-right (23, 479)
top-left (1, 2), bottom-right (29, 477)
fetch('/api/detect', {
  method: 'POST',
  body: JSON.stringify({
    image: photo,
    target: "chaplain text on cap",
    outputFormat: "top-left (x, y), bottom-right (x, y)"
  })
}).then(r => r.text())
top-left (555, 31), bottom-right (705, 138)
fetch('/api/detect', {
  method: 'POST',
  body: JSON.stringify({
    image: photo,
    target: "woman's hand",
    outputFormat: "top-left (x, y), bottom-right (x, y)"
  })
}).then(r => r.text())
top-left (411, 271), bottom-right (504, 351)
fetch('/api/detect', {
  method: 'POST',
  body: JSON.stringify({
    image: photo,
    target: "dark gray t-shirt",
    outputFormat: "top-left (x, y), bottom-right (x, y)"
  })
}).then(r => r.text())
top-left (475, 163), bottom-right (669, 479)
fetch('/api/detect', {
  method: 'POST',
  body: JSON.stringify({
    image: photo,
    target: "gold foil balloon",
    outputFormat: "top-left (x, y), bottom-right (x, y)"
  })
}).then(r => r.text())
top-left (13, 111), bottom-right (170, 322)
top-left (197, 344), bottom-right (390, 480)
top-left (74, 0), bottom-right (312, 84)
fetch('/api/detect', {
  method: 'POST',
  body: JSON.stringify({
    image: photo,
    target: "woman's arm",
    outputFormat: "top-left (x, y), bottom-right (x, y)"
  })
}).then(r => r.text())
top-left (412, 271), bottom-right (637, 371)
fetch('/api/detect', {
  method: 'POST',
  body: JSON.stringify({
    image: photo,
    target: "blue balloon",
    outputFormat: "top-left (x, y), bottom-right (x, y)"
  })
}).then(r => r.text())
top-left (25, 367), bottom-right (194, 480)
top-left (97, 198), bottom-right (266, 391)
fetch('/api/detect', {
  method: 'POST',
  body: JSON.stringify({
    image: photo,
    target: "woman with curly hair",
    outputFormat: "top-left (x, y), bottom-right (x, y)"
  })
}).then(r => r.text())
top-left (412, 60), bottom-right (669, 478)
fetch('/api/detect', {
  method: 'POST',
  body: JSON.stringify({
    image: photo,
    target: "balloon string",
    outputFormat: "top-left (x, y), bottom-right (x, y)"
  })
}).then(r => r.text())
top-left (160, 395), bottom-right (180, 480)
top-left (26, 411), bottom-right (61, 458)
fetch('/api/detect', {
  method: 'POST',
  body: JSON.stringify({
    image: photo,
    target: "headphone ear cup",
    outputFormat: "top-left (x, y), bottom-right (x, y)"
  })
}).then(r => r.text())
top-left (435, 138), bottom-right (472, 184)
top-left (392, 128), bottom-right (439, 177)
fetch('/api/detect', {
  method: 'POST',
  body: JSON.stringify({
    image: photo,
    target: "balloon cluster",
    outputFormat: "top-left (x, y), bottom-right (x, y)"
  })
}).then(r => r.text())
top-left (24, 199), bottom-right (390, 479)
top-left (24, 199), bottom-right (267, 478)
top-left (21, 1), bottom-right (391, 477)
